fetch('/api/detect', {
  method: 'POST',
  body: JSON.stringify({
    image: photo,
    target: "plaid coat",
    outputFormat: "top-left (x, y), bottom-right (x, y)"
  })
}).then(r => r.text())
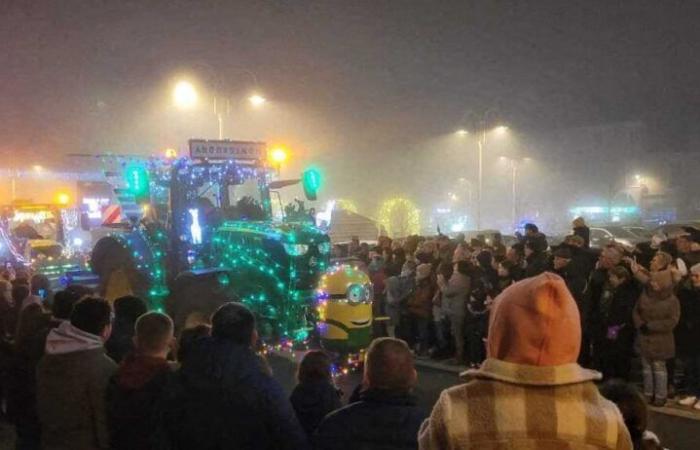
top-left (418, 358), bottom-right (632, 450)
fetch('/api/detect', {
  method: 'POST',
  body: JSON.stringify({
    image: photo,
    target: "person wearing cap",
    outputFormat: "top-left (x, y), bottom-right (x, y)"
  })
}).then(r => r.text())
top-left (675, 263), bottom-right (700, 409)
top-left (572, 216), bottom-right (591, 249)
top-left (406, 264), bottom-right (436, 356)
top-left (552, 247), bottom-right (587, 312)
top-left (418, 273), bottom-right (633, 450)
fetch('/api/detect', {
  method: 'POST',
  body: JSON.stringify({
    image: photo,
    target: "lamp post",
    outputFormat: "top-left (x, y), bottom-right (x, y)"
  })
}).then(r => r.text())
top-left (172, 67), bottom-right (266, 139)
top-left (500, 156), bottom-right (529, 232)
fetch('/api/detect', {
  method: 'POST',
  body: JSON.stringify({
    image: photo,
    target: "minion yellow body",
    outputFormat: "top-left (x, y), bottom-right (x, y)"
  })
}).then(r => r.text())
top-left (317, 265), bottom-right (373, 354)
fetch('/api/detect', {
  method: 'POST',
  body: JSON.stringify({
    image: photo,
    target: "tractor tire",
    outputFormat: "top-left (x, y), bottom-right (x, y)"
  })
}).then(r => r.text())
top-left (91, 237), bottom-right (149, 302)
top-left (167, 271), bottom-right (237, 331)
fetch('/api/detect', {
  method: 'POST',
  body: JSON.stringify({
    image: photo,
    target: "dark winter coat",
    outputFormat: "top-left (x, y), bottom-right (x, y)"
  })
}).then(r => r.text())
top-left (407, 278), bottom-right (436, 319)
top-left (290, 380), bottom-right (342, 436)
top-left (633, 271), bottom-right (681, 361)
top-left (525, 251), bottom-right (549, 278)
top-left (600, 280), bottom-right (640, 356)
top-left (574, 225), bottom-right (591, 248)
top-left (106, 353), bottom-right (174, 450)
top-left (154, 336), bottom-right (309, 450)
top-left (555, 265), bottom-right (588, 327)
top-left (675, 282), bottom-right (700, 358)
top-left (314, 388), bottom-right (426, 450)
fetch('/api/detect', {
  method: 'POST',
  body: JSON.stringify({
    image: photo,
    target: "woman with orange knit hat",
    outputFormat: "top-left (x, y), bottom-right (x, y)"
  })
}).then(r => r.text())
top-left (419, 273), bottom-right (633, 450)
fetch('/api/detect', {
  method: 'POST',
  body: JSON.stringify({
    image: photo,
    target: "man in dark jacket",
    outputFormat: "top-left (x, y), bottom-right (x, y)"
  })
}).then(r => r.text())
top-left (107, 312), bottom-right (175, 450)
top-left (156, 302), bottom-right (308, 450)
top-left (105, 296), bottom-right (147, 363)
top-left (524, 240), bottom-right (549, 278)
top-left (552, 247), bottom-right (588, 322)
top-left (314, 337), bottom-right (426, 450)
top-left (676, 264), bottom-right (700, 409)
top-left (37, 297), bottom-right (117, 450)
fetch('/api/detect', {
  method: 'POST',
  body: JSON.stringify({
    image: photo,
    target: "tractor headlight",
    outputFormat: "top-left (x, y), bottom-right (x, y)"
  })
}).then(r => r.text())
top-left (283, 243), bottom-right (309, 256)
top-left (318, 242), bottom-right (331, 255)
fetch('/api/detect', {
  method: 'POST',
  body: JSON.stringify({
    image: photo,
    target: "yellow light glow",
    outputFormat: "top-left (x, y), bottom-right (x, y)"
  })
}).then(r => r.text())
top-left (56, 193), bottom-right (70, 205)
top-left (249, 94), bottom-right (266, 107)
top-left (173, 80), bottom-right (198, 109)
top-left (493, 125), bottom-right (508, 134)
top-left (269, 147), bottom-right (288, 164)
top-left (456, 129), bottom-right (468, 136)
top-left (164, 148), bottom-right (178, 159)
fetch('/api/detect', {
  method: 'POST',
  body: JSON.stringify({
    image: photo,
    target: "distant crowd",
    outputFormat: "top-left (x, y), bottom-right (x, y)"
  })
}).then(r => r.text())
top-left (1, 215), bottom-right (697, 449)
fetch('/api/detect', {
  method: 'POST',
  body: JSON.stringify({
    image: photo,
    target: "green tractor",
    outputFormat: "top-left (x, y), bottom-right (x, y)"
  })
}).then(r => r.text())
top-left (89, 140), bottom-right (330, 341)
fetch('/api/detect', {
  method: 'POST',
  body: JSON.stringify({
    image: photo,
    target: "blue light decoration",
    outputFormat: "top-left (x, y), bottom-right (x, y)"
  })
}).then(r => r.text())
top-left (188, 208), bottom-right (203, 244)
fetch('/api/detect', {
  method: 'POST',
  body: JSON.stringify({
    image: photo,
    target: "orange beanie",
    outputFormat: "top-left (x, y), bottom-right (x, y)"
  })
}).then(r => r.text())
top-left (487, 272), bottom-right (581, 366)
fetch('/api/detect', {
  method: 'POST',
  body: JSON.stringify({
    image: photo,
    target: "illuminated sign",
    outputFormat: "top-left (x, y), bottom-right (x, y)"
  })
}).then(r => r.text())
top-left (189, 139), bottom-right (265, 160)
top-left (82, 197), bottom-right (110, 219)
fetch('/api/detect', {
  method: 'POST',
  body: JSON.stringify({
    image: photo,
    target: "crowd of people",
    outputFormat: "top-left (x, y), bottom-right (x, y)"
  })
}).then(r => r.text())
top-left (0, 215), bottom-right (697, 449)
top-left (344, 218), bottom-right (700, 413)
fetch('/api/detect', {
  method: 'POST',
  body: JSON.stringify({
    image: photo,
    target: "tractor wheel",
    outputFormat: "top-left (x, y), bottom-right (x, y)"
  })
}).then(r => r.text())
top-left (91, 237), bottom-right (149, 302)
top-left (167, 271), bottom-right (237, 331)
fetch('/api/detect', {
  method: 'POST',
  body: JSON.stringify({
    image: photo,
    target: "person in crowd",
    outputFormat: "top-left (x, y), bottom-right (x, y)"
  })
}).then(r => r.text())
top-left (429, 261), bottom-right (452, 358)
top-left (675, 233), bottom-right (700, 268)
top-left (438, 260), bottom-right (471, 365)
top-left (524, 239), bottom-right (549, 278)
top-left (494, 259), bottom-right (516, 295)
top-left (585, 245), bottom-right (625, 367)
top-left (12, 283), bottom-right (31, 320)
top-left (504, 243), bottom-right (526, 281)
top-left (419, 273), bottom-right (633, 450)
top-left (290, 350), bottom-right (342, 437)
top-left (600, 380), bottom-right (666, 450)
top-left (37, 297), bottom-right (117, 450)
top-left (107, 312), bottom-right (175, 450)
top-left (156, 302), bottom-right (308, 450)
top-left (385, 260), bottom-right (417, 339)
top-left (552, 247), bottom-right (589, 352)
top-left (464, 255), bottom-right (491, 367)
top-left (675, 263), bottom-right (700, 409)
top-left (314, 337), bottom-right (426, 450)
top-left (176, 323), bottom-right (212, 363)
top-left (368, 247), bottom-right (388, 337)
top-left (30, 273), bottom-right (52, 308)
top-left (105, 295), bottom-right (148, 363)
top-left (406, 264), bottom-right (435, 356)
top-left (0, 279), bottom-right (14, 340)
top-left (573, 216), bottom-right (591, 248)
top-left (631, 252), bottom-right (681, 406)
top-left (524, 222), bottom-right (548, 248)
top-left (386, 247), bottom-right (407, 277)
top-left (598, 266), bottom-right (640, 381)
top-left (491, 233), bottom-right (507, 260)
top-left (564, 234), bottom-right (598, 281)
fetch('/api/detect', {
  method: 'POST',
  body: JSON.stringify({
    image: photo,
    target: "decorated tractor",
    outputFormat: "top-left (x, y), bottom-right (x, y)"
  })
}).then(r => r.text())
top-left (88, 139), bottom-right (330, 341)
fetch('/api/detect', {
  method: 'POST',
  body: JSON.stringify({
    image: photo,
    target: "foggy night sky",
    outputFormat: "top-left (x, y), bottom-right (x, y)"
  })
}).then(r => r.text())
top-left (1, 0), bottom-right (699, 215)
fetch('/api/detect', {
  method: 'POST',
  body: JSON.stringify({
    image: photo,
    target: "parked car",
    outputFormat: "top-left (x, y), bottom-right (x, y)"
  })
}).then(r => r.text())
top-left (651, 222), bottom-right (700, 239)
top-left (589, 226), bottom-right (647, 251)
top-left (622, 226), bottom-right (654, 240)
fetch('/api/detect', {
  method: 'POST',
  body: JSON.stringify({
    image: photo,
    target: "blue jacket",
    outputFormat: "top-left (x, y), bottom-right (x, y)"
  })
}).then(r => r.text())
top-left (314, 389), bottom-right (426, 450)
top-left (155, 337), bottom-right (309, 450)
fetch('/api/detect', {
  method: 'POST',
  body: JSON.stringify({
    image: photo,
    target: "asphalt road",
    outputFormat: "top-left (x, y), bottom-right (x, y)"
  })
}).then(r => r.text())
top-left (269, 354), bottom-right (700, 450)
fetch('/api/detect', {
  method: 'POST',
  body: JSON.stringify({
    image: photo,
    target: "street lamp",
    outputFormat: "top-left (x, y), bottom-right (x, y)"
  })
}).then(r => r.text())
top-left (456, 122), bottom-right (508, 230)
top-left (249, 94), bottom-right (267, 107)
top-left (500, 156), bottom-right (530, 231)
top-left (269, 146), bottom-right (289, 175)
top-left (173, 80), bottom-right (198, 109)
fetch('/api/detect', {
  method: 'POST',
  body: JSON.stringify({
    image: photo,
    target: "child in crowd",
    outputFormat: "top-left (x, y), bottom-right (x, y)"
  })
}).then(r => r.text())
top-left (290, 350), bottom-right (342, 437)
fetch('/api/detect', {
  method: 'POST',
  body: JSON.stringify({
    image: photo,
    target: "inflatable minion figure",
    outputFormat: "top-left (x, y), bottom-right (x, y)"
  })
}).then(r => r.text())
top-left (316, 264), bottom-right (373, 354)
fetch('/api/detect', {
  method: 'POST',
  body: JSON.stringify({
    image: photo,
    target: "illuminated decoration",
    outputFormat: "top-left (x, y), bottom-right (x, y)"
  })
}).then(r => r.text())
top-left (124, 162), bottom-right (151, 203)
top-left (570, 205), bottom-right (639, 216)
top-left (188, 208), bottom-right (203, 245)
top-left (13, 210), bottom-right (54, 223)
top-left (83, 197), bottom-right (110, 219)
top-left (164, 148), bottom-right (178, 159)
top-left (302, 168), bottom-right (322, 201)
top-left (211, 220), bottom-right (330, 340)
top-left (335, 199), bottom-right (358, 214)
top-left (268, 146), bottom-right (289, 165)
top-left (377, 198), bottom-right (420, 238)
top-left (315, 264), bottom-right (373, 354)
top-left (56, 192), bottom-right (70, 205)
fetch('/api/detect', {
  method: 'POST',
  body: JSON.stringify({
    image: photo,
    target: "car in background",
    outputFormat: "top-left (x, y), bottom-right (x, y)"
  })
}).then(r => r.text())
top-left (589, 226), bottom-right (648, 251)
top-left (651, 222), bottom-right (700, 239)
top-left (622, 226), bottom-right (654, 240)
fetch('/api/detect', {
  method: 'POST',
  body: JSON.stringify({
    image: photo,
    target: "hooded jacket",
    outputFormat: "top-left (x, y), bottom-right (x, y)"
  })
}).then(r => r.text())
top-left (419, 273), bottom-right (632, 450)
top-left (633, 269), bottom-right (681, 361)
top-left (290, 379), bottom-right (342, 436)
top-left (106, 353), bottom-right (174, 450)
top-left (154, 336), bottom-right (309, 450)
top-left (37, 321), bottom-right (117, 450)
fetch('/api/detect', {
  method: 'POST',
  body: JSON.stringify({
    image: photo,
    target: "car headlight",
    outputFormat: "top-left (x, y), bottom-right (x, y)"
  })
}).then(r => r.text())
top-left (283, 243), bottom-right (309, 256)
top-left (318, 242), bottom-right (331, 255)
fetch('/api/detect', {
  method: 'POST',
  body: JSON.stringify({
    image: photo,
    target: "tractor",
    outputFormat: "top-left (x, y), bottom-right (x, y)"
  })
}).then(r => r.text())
top-left (87, 140), bottom-right (330, 342)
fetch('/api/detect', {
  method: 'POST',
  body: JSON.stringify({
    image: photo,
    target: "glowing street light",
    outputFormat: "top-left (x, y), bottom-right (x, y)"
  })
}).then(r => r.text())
top-left (269, 146), bottom-right (289, 175)
top-left (455, 129), bottom-right (469, 136)
top-left (56, 192), bottom-right (70, 205)
top-left (494, 125), bottom-right (509, 134)
top-left (164, 148), bottom-right (178, 159)
top-left (249, 94), bottom-right (267, 107)
top-left (173, 80), bottom-right (198, 109)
